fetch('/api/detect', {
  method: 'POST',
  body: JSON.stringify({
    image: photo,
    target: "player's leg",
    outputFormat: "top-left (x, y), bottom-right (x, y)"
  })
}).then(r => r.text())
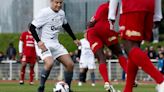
top-left (83, 68), bottom-right (88, 83)
top-left (38, 48), bottom-right (54, 92)
top-left (29, 58), bottom-right (36, 85)
top-left (108, 43), bottom-right (127, 72)
top-left (19, 60), bottom-right (27, 84)
top-left (57, 54), bottom-right (74, 91)
top-left (88, 69), bottom-right (96, 86)
top-left (78, 68), bottom-right (86, 86)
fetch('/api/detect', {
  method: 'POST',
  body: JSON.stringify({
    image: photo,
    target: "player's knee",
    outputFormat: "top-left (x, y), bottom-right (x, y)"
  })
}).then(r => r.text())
top-left (66, 62), bottom-right (74, 72)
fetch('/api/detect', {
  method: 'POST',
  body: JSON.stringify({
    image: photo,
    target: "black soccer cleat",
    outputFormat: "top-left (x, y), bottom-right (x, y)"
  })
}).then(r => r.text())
top-left (37, 86), bottom-right (45, 92)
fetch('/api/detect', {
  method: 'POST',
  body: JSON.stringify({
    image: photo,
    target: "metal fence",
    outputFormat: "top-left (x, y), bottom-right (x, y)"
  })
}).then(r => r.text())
top-left (0, 59), bottom-right (158, 82)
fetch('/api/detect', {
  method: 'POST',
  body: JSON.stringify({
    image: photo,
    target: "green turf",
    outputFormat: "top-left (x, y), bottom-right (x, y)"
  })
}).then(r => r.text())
top-left (0, 81), bottom-right (157, 92)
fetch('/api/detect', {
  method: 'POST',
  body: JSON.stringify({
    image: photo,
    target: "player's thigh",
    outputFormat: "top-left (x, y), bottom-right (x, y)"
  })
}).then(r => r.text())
top-left (57, 54), bottom-right (74, 70)
top-left (79, 61), bottom-right (87, 70)
top-left (119, 12), bottom-right (146, 41)
top-left (87, 61), bottom-right (96, 70)
top-left (108, 43), bottom-right (123, 57)
top-left (86, 28), bottom-right (103, 54)
top-left (143, 13), bottom-right (153, 41)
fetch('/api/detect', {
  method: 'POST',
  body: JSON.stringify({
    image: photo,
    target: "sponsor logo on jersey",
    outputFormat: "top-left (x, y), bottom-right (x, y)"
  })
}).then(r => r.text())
top-left (125, 30), bottom-right (141, 37)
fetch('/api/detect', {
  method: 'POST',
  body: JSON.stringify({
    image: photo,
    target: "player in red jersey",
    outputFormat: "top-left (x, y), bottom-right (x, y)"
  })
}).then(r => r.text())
top-left (108, 0), bottom-right (164, 92)
top-left (19, 24), bottom-right (37, 85)
top-left (86, 1), bottom-right (127, 92)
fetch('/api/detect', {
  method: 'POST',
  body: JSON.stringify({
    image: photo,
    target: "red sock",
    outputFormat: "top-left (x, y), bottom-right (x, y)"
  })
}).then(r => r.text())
top-left (129, 47), bottom-right (164, 84)
top-left (20, 66), bottom-right (26, 81)
top-left (30, 66), bottom-right (34, 82)
top-left (99, 63), bottom-right (109, 83)
top-left (118, 56), bottom-right (127, 73)
top-left (123, 59), bottom-right (138, 92)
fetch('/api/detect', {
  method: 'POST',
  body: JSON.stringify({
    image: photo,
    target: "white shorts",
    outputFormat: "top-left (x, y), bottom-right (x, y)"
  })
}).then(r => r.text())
top-left (79, 58), bottom-right (96, 69)
top-left (36, 42), bottom-right (68, 60)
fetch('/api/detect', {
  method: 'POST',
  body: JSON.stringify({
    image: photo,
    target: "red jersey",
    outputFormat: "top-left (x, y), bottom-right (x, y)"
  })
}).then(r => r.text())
top-left (94, 2), bottom-right (109, 22)
top-left (19, 31), bottom-right (36, 57)
top-left (122, 0), bottom-right (155, 13)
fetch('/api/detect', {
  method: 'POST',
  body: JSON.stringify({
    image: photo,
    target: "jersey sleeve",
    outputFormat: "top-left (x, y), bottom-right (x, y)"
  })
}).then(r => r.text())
top-left (63, 11), bottom-right (68, 25)
top-left (154, 0), bottom-right (162, 22)
top-left (19, 32), bottom-right (25, 42)
top-left (32, 10), bottom-right (48, 28)
top-left (94, 5), bottom-right (104, 21)
top-left (108, 0), bottom-right (119, 20)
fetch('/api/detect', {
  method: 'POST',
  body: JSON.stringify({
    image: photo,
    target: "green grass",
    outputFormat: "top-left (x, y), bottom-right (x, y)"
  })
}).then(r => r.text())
top-left (0, 81), bottom-right (157, 92)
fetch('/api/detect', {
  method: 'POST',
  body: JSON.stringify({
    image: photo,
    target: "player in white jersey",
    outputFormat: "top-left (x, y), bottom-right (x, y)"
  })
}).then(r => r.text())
top-left (78, 33), bottom-right (96, 86)
top-left (29, 0), bottom-right (80, 92)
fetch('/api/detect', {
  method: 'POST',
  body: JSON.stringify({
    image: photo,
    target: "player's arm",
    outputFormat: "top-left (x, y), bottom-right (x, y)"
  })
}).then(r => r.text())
top-left (18, 40), bottom-right (23, 57)
top-left (29, 24), bottom-right (48, 52)
top-left (62, 23), bottom-right (80, 46)
top-left (108, 0), bottom-right (119, 30)
top-left (154, 0), bottom-right (162, 28)
top-left (108, 0), bottom-right (119, 21)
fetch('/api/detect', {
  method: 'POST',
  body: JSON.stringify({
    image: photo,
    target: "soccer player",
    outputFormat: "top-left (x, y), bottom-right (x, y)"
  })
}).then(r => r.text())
top-left (86, 1), bottom-right (127, 91)
top-left (78, 33), bottom-right (96, 87)
top-left (108, 0), bottom-right (164, 92)
top-left (29, 0), bottom-right (80, 92)
top-left (19, 24), bottom-right (37, 85)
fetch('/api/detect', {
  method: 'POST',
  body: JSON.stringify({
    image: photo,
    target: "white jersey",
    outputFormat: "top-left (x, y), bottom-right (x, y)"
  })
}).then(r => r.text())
top-left (79, 38), bottom-right (96, 69)
top-left (32, 7), bottom-right (68, 60)
top-left (32, 7), bottom-right (67, 43)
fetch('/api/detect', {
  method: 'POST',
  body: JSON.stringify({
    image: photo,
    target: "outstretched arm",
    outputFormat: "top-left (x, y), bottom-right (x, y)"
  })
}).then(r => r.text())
top-left (62, 23), bottom-right (80, 46)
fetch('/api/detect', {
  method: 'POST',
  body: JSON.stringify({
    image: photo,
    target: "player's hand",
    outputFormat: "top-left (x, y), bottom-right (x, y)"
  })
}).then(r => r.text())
top-left (74, 39), bottom-right (81, 46)
top-left (109, 19), bottom-right (115, 30)
top-left (37, 41), bottom-right (48, 52)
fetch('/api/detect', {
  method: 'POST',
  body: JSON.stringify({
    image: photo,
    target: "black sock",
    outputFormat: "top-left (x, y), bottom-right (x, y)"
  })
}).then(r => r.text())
top-left (64, 71), bottom-right (73, 88)
top-left (79, 72), bottom-right (84, 82)
top-left (90, 72), bottom-right (95, 83)
top-left (40, 69), bottom-right (50, 87)
top-left (83, 68), bottom-right (88, 82)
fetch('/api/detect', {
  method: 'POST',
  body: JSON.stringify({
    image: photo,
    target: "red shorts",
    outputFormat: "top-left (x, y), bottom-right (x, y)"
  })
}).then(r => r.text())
top-left (119, 12), bottom-right (153, 41)
top-left (21, 55), bottom-right (36, 64)
top-left (87, 23), bottom-right (118, 53)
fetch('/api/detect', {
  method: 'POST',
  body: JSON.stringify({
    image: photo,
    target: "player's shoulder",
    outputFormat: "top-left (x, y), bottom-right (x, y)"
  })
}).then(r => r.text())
top-left (58, 9), bottom-right (65, 15)
top-left (37, 7), bottom-right (53, 17)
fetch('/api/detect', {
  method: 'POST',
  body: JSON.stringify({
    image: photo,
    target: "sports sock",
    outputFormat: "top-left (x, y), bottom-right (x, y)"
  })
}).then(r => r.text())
top-left (64, 71), bottom-right (73, 88)
top-left (118, 56), bottom-right (127, 73)
top-left (20, 65), bottom-right (26, 81)
top-left (79, 72), bottom-right (85, 82)
top-left (83, 68), bottom-right (88, 82)
top-left (129, 47), bottom-right (164, 84)
top-left (90, 72), bottom-right (95, 83)
top-left (40, 69), bottom-right (50, 87)
top-left (30, 66), bottom-right (34, 82)
top-left (123, 59), bottom-right (138, 92)
top-left (99, 63), bottom-right (109, 82)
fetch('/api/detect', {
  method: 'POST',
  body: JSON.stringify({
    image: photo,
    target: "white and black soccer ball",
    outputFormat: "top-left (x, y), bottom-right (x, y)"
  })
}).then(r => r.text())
top-left (53, 81), bottom-right (69, 92)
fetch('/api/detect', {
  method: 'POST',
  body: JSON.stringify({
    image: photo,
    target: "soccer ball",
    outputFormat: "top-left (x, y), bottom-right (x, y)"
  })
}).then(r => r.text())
top-left (53, 81), bottom-right (69, 92)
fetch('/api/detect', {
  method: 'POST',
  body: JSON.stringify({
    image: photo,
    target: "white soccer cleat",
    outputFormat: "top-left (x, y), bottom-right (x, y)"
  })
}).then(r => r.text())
top-left (91, 83), bottom-right (95, 87)
top-left (78, 82), bottom-right (82, 86)
top-left (157, 81), bottom-right (164, 92)
top-left (104, 82), bottom-right (116, 92)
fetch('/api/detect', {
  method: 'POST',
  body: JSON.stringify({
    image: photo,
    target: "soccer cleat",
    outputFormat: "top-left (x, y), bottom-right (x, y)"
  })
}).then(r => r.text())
top-left (91, 83), bottom-right (95, 87)
top-left (37, 86), bottom-right (45, 92)
top-left (157, 81), bottom-right (164, 92)
top-left (104, 82), bottom-right (116, 92)
top-left (78, 82), bottom-right (82, 86)
top-left (30, 82), bottom-right (34, 85)
top-left (133, 81), bottom-right (138, 87)
top-left (19, 80), bottom-right (24, 85)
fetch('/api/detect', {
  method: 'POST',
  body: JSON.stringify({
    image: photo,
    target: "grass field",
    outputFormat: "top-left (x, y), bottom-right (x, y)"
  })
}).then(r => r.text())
top-left (0, 80), bottom-right (157, 92)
